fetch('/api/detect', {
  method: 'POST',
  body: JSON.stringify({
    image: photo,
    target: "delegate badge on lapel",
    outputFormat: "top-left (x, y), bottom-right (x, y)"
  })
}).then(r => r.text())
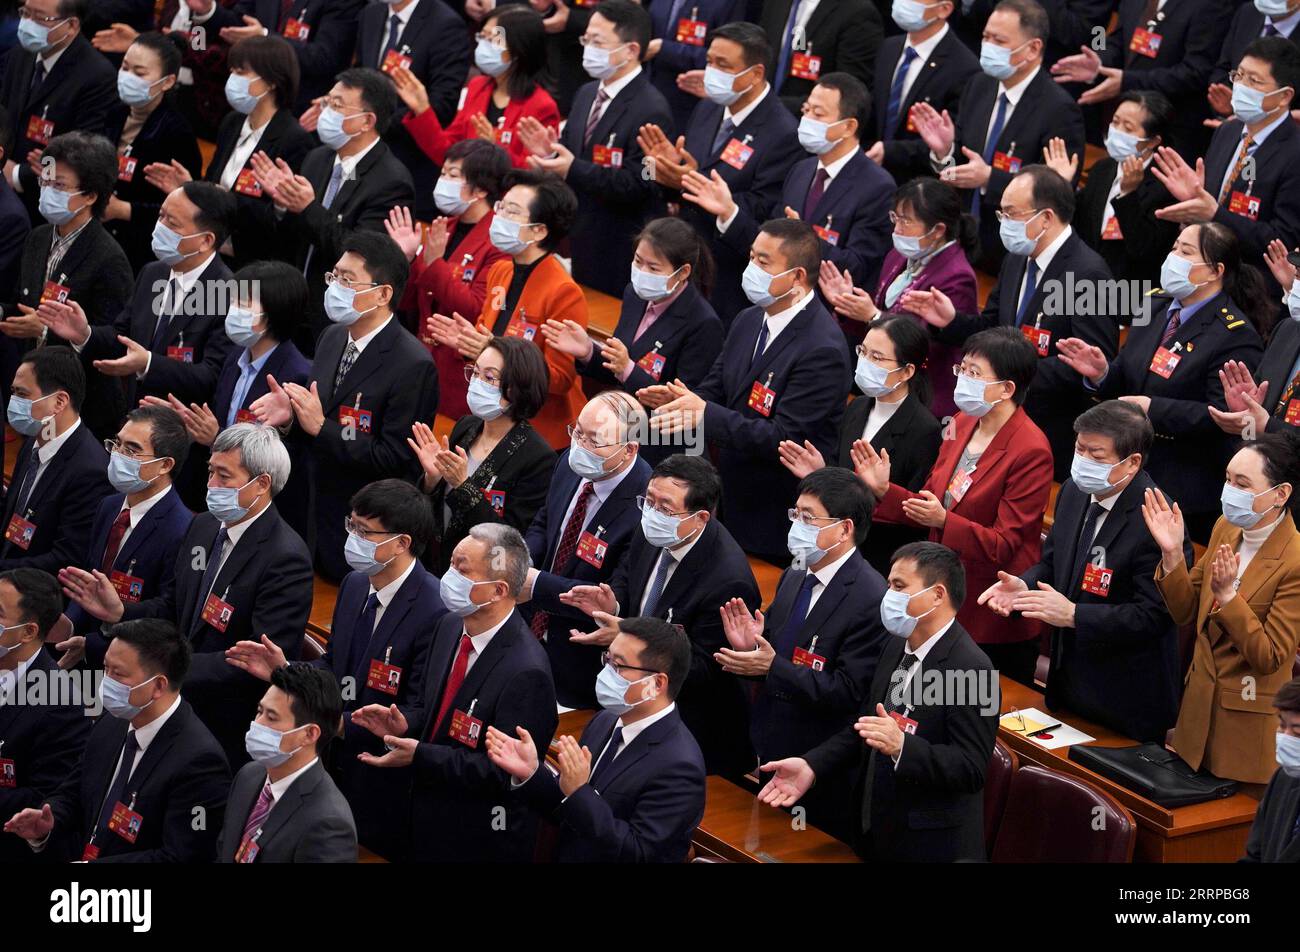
top-left (636, 341), bottom-right (666, 381)
top-left (381, 47), bottom-right (413, 75)
top-left (201, 585), bottom-right (236, 633)
top-left (748, 372), bottom-right (777, 417)
top-left (118, 152), bottom-right (137, 183)
top-left (1285, 400), bottom-right (1300, 425)
top-left (366, 647), bottom-right (402, 697)
top-left (451, 252), bottom-right (475, 284)
top-left (592, 134), bottom-right (624, 168)
top-left (282, 17), bottom-right (310, 40)
top-left (1129, 26), bottom-right (1161, 58)
top-left (1228, 190), bottom-right (1261, 221)
top-left (676, 9), bottom-right (707, 46)
top-left (235, 409), bottom-right (257, 424)
top-left (5, 511), bottom-right (36, 550)
top-left (504, 307), bottom-right (539, 341)
top-left (1021, 318), bottom-right (1052, 357)
top-left (991, 146), bottom-right (1022, 174)
top-left (1080, 563), bottom-right (1113, 597)
top-left (1149, 344), bottom-right (1181, 378)
top-left (233, 167), bottom-right (263, 197)
top-left (0, 742), bottom-right (14, 789)
top-left (906, 101), bottom-right (922, 134)
top-left (946, 466), bottom-right (974, 504)
top-left (790, 49), bottom-right (821, 81)
top-left (813, 215), bottom-right (840, 246)
top-left (26, 110), bottom-right (53, 146)
top-left (166, 332), bottom-right (194, 363)
top-left (110, 560), bottom-right (144, 603)
top-left (108, 795), bottom-right (144, 843)
top-left (483, 487), bottom-right (507, 517)
top-left (888, 710), bottom-right (919, 735)
top-left (234, 830), bottom-right (261, 863)
top-left (576, 526), bottom-right (608, 568)
top-left (449, 699), bottom-right (483, 748)
top-left (720, 135), bottom-right (755, 170)
top-left (1101, 213), bottom-right (1123, 240)
top-left (792, 636), bottom-right (826, 671)
top-left (40, 277), bottom-right (70, 305)
top-left (338, 393), bottom-right (373, 433)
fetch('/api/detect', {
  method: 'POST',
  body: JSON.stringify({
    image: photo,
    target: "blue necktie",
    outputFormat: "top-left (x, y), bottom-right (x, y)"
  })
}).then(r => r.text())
top-left (589, 725), bottom-right (624, 789)
top-left (643, 552), bottom-right (673, 617)
top-left (227, 363), bottom-right (257, 427)
top-left (383, 13), bottom-right (401, 57)
top-left (774, 573), bottom-right (818, 660)
top-left (750, 319), bottom-right (769, 368)
top-left (773, 0), bottom-right (803, 90)
top-left (972, 92), bottom-right (1010, 218)
top-left (191, 527), bottom-right (229, 635)
top-left (94, 730), bottom-right (139, 843)
top-left (885, 46), bottom-right (919, 136)
top-left (710, 115), bottom-right (735, 157)
top-left (347, 592), bottom-right (381, 681)
top-left (1015, 257), bottom-right (1039, 326)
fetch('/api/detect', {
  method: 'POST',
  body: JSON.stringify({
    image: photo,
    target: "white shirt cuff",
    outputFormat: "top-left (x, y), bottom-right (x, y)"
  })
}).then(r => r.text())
top-left (716, 204), bottom-right (739, 234)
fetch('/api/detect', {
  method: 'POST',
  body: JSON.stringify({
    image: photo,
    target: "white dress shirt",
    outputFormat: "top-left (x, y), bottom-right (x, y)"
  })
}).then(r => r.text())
top-left (345, 314), bottom-right (392, 355)
top-left (464, 611), bottom-right (513, 674)
top-left (806, 544), bottom-right (857, 613)
top-left (635, 528), bottom-right (706, 615)
top-left (369, 558), bottom-right (418, 630)
top-left (137, 253), bottom-right (218, 376)
top-left (265, 756), bottom-right (321, 806)
top-left (20, 417), bottom-right (80, 504)
top-left (375, 0), bottom-right (421, 63)
top-left (756, 288), bottom-right (816, 356)
top-left (718, 144), bottom-right (857, 233)
top-left (893, 23), bottom-right (949, 107)
top-left (593, 701), bottom-right (677, 766)
top-left (111, 486), bottom-right (172, 558)
top-left (219, 115), bottom-right (271, 190)
top-left (1015, 225), bottom-right (1073, 321)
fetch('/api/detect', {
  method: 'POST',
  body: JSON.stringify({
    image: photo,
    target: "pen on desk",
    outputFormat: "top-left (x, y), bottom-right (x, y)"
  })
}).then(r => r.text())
top-left (1025, 722), bottom-right (1061, 739)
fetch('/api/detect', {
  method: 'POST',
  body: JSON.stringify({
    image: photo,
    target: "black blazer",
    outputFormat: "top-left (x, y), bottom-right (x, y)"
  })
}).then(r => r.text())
top-left (299, 318), bottom-right (439, 581)
top-left (429, 415), bottom-right (557, 575)
top-left (1022, 471), bottom-right (1187, 742)
top-left (1212, 3), bottom-right (1299, 88)
top-left (1074, 156), bottom-right (1177, 289)
top-left (0, 178), bottom-right (31, 313)
top-left (561, 72), bottom-right (673, 297)
top-left (217, 760), bottom-right (357, 863)
top-left (519, 707), bottom-right (706, 863)
top-left (400, 609), bottom-right (558, 863)
top-left (1258, 316), bottom-right (1300, 438)
top-left (760, 0), bottom-right (883, 113)
top-left (121, 505), bottom-right (314, 767)
top-left (0, 648), bottom-right (93, 865)
top-left (805, 620), bottom-right (999, 862)
top-left (1241, 767), bottom-right (1300, 862)
top-left (0, 424), bottom-right (112, 573)
top-left (45, 698), bottom-right (230, 862)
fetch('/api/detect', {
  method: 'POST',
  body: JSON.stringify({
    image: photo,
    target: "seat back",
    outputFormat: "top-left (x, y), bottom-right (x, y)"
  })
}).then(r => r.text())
top-left (983, 738), bottom-right (1018, 855)
top-left (991, 764), bottom-right (1135, 863)
top-left (301, 631), bottom-right (327, 661)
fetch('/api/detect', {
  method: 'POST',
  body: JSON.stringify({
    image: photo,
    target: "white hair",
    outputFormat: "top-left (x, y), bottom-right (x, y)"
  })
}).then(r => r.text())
top-left (467, 522), bottom-right (530, 596)
top-left (211, 423), bottom-right (291, 495)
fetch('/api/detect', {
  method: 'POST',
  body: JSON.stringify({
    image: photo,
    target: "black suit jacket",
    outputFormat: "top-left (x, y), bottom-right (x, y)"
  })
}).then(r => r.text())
top-left (217, 760), bottom-right (357, 862)
top-left (1258, 316), bottom-right (1300, 437)
top-left (805, 619), bottom-right (999, 862)
top-left (0, 177), bottom-right (31, 311)
top-left (1212, 3), bottom-right (1299, 89)
top-left (1241, 766), bottom-right (1300, 862)
top-left (1074, 156), bottom-right (1176, 288)
top-left (761, 0), bottom-right (883, 113)
top-left (45, 698), bottom-right (230, 862)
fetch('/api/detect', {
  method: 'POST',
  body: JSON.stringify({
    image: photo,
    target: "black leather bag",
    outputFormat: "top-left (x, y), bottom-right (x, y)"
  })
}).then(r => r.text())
top-left (1067, 743), bottom-right (1239, 808)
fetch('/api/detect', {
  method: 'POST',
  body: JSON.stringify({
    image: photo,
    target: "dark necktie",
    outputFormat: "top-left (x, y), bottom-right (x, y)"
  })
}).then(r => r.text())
top-left (100, 508), bottom-right (133, 574)
top-left (583, 88), bottom-right (610, 150)
top-left (885, 46), bottom-right (919, 136)
top-left (774, 572), bottom-right (818, 661)
top-left (94, 730), bottom-right (139, 844)
top-left (192, 527), bottom-right (229, 633)
top-left (530, 482), bottom-right (596, 637)
top-left (589, 725), bottom-right (625, 789)
top-left (383, 13), bottom-right (402, 57)
top-left (152, 278), bottom-right (180, 351)
top-left (1015, 258), bottom-right (1039, 326)
top-left (1266, 23), bottom-right (1282, 37)
top-left (643, 552), bottom-right (673, 617)
top-left (972, 93), bottom-right (1010, 219)
top-left (803, 167), bottom-right (829, 221)
top-left (710, 116), bottom-right (735, 157)
top-left (862, 652), bottom-right (919, 833)
top-left (334, 339), bottom-right (359, 393)
top-left (346, 592), bottom-right (381, 681)
top-left (28, 59), bottom-right (46, 100)
top-left (1067, 501), bottom-right (1105, 596)
top-left (1160, 303), bottom-right (1182, 348)
top-left (750, 319), bottom-right (769, 368)
top-left (11, 448), bottom-right (39, 517)
top-left (773, 0), bottom-right (802, 89)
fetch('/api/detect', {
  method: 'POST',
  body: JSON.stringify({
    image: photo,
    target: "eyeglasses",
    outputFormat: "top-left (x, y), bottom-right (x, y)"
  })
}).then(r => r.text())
top-left (601, 650), bottom-right (660, 677)
top-left (323, 272), bottom-right (380, 290)
top-left (344, 517), bottom-right (395, 539)
top-left (475, 29), bottom-right (507, 47)
top-left (636, 495), bottom-right (692, 519)
top-left (578, 35), bottom-right (628, 50)
top-left (787, 508), bottom-right (840, 526)
top-left (1228, 68), bottom-right (1278, 91)
top-left (952, 364), bottom-right (1000, 381)
top-left (492, 201), bottom-right (537, 224)
top-left (463, 365), bottom-right (503, 386)
top-left (566, 423), bottom-right (623, 451)
top-left (855, 345), bottom-right (901, 364)
top-left (19, 8), bottom-right (66, 25)
top-left (993, 207), bottom-right (1041, 223)
top-left (103, 440), bottom-right (163, 463)
top-left (888, 211), bottom-right (920, 227)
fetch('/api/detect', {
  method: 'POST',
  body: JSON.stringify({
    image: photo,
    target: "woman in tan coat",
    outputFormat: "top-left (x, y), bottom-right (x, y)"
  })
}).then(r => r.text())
top-left (1143, 433), bottom-right (1300, 784)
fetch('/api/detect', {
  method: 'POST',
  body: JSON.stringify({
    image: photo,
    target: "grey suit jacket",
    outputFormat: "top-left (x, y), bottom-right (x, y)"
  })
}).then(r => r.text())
top-left (217, 760), bottom-right (357, 863)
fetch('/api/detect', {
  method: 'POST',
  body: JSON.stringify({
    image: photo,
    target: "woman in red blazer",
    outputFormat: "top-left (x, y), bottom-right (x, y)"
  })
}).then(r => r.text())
top-left (856, 328), bottom-right (1053, 684)
top-left (387, 140), bottom-right (512, 419)
top-left (391, 6), bottom-right (560, 170)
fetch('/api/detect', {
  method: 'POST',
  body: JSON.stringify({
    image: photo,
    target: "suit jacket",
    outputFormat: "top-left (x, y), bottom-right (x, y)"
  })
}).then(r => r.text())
top-left (561, 72), bottom-right (673, 297)
top-left (761, 0), bottom-right (882, 113)
top-left (0, 424), bottom-right (112, 573)
top-left (45, 698), bottom-right (230, 862)
top-left (876, 408), bottom-right (1052, 645)
top-left (0, 176), bottom-right (31, 309)
top-left (519, 706), bottom-right (706, 862)
top-left (1097, 291), bottom-right (1264, 519)
top-left (805, 619), bottom-right (999, 862)
top-left (1242, 766), bottom-right (1300, 862)
top-left (697, 298), bottom-right (852, 556)
top-left (1258, 316), bottom-right (1300, 438)
top-left (401, 74), bottom-right (562, 170)
top-left (217, 759), bottom-right (357, 862)
top-left (121, 506), bottom-right (314, 767)
top-left (0, 648), bottom-right (92, 864)
top-left (647, 0), bottom-right (743, 130)
top-left (354, 0), bottom-right (470, 219)
top-left (678, 91), bottom-right (805, 325)
top-left (401, 609), bottom-right (558, 862)
top-left (1022, 471), bottom-right (1186, 742)
top-left (1155, 511), bottom-right (1300, 784)
top-left (524, 453), bottom-right (651, 708)
top-left (1211, 3), bottom-right (1299, 89)
top-left (751, 549), bottom-right (890, 761)
top-left (1074, 156), bottom-right (1177, 289)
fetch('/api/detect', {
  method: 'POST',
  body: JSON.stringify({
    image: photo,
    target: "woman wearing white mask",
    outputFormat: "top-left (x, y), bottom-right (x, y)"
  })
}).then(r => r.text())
top-left (393, 6), bottom-right (559, 170)
top-left (854, 327), bottom-right (1052, 684)
top-left (101, 33), bottom-right (200, 273)
top-left (1058, 221), bottom-right (1269, 543)
top-left (411, 336), bottom-right (556, 575)
top-left (1241, 677), bottom-right (1300, 861)
top-left (1144, 433), bottom-right (1300, 784)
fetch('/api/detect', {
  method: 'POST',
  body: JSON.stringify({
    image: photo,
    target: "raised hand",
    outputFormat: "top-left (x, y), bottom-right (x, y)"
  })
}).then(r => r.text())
top-left (777, 439), bottom-right (826, 480)
top-left (1141, 487), bottom-right (1186, 571)
top-left (384, 206), bottom-right (421, 262)
top-left (1054, 337), bottom-right (1109, 383)
top-left (850, 439), bottom-right (891, 499)
top-left (225, 634), bottom-right (289, 681)
top-left (718, 596), bottom-right (764, 650)
top-left (1042, 137), bottom-right (1079, 183)
top-left (896, 286), bottom-right (956, 328)
top-left (540, 318), bottom-right (593, 359)
top-left (1050, 45), bottom-right (1101, 85)
top-left (485, 724), bottom-right (539, 782)
top-left (756, 758), bottom-right (815, 808)
top-left (977, 570), bottom-right (1029, 617)
top-left (911, 102), bottom-right (954, 157)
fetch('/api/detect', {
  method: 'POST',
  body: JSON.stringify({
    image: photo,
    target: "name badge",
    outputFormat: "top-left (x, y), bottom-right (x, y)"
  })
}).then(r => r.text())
top-left (576, 530), bottom-right (608, 568)
top-left (282, 17), bottom-right (310, 40)
top-left (380, 49), bottom-right (412, 75)
top-left (1021, 324), bottom-right (1052, 357)
top-left (0, 757), bottom-right (15, 788)
top-left (1228, 191), bottom-right (1260, 221)
top-left (1149, 346), bottom-right (1181, 378)
top-left (235, 408), bottom-right (258, 424)
top-left (790, 52), bottom-right (821, 81)
top-left (110, 570), bottom-right (145, 603)
top-left (720, 138), bottom-right (754, 170)
top-left (792, 646), bottom-right (826, 670)
top-left (636, 348), bottom-right (666, 381)
top-left (366, 658), bottom-right (402, 696)
top-left (108, 801), bottom-right (143, 843)
top-left (992, 150), bottom-right (1021, 173)
top-left (748, 375), bottom-right (776, 416)
top-left (1101, 213), bottom-right (1123, 240)
top-left (5, 514), bottom-right (36, 550)
top-left (946, 467), bottom-right (974, 503)
top-left (338, 403), bottom-right (373, 433)
top-left (1129, 27), bottom-right (1161, 58)
top-left (676, 17), bottom-right (707, 46)
top-left (1080, 562), bottom-right (1113, 597)
top-left (40, 280), bottom-right (70, 305)
top-left (233, 168), bottom-right (263, 197)
top-left (234, 836), bottom-right (260, 863)
top-left (813, 223), bottom-right (840, 246)
top-left (26, 114), bottom-right (53, 145)
top-left (201, 590), bottom-right (235, 633)
top-left (906, 104), bottom-right (919, 134)
top-left (888, 710), bottom-right (919, 735)
top-left (1285, 399), bottom-right (1300, 425)
top-left (166, 345), bottom-right (194, 363)
top-left (483, 488), bottom-right (506, 516)
top-left (592, 143), bottom-right (624, 168)
top-left (504, 313), bottom-right (539, 341)
top-left (448, 708), bottom-right (483, 748)
top-left (117, 155), bottom-right (137, 182)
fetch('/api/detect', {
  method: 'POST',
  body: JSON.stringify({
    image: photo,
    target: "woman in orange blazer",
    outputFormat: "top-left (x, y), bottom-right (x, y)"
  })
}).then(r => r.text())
top-left (1144, 433), bottom-right (1300, 784)
top-left (391, 6), bottom-right (560, 170)
top-left (426, 171), bottom-right (586, 450)
top-left (856, 328), bottom-right (1053, 684)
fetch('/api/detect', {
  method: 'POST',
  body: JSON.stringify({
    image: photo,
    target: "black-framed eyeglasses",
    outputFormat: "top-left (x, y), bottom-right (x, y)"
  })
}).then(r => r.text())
top-left (635, 495), bottom-right (693, 519)
top-left (344, 516), bottom-right (396, 539)
top-left (601, 650), bottom-right (660, 677)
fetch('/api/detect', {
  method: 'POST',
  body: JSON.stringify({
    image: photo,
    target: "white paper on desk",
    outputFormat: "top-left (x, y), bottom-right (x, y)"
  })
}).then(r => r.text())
top-left (1005, 707), bottom-right (1094, 750)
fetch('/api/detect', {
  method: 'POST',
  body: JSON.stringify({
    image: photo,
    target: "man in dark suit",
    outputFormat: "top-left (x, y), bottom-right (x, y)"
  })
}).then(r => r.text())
top-left (58, 423), bottom-right (313, 769)
top-left (1242, 677), bottom-right (1300, 863)
top-left (253, 67), bottom-right (416, 352)
top-left (353, 0), bottom-right (470, 220)
top-left (0, 567), bottom-right (93, 864)
top-left (1210, 0), bottom-right (1300, 94)
top-left (901, 164), bottom-right (1118, 478)
top-left (0, 109), bottom-right (32, 311)
top-left (251, 231), bottom-right (439, 582)
top-left (868, 0), bottom-right (981, 183)
top-left (639, 21), bottom-right (805, 325)
top-left (646, 0), bottom-right (741, 131)
top-left (518, 0), bottom-right (673, 298)
top-left (226, 478), bottom-right (445, 860)
top-left (1, 346), bottom-right (112, 574)
top-left (0, 0), bottom-right (117, 223)
top-left (2, 617), bottom-right (231, 862)
top-left (760, 0), bottom-right (883, 114)
top-left (758, 541), bottom-right (999, 862)
top-left (643, 218), bottom-right (851, 563)
top-left (217, 664), bottom-right (357, 863)
top-left (536, 454), bottom-right (760, 776)
top-left (352, 524), bottom-right (558, 863)
top-left (687, 71), bottom-right (895, 296)
top-left (488, 615), bottom-right (706, 862)
top-left (523, 390), bottom-right (651, 709)
top-left (980, 400), bottom-right (1188, 742)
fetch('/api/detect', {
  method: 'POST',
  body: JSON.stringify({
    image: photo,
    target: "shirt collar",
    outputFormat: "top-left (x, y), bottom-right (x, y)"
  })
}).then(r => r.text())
top-left (664, 522), bottom-right (706, 563)
top-left (238, 341), bottom-right (279, 375)
top-left (818, 144), bottom-right (858, 180)
top-left (132, 693), bottom-right (183, 752)
top-left (906, 617), bottom-right (955, 664)
top-left (1245, 107), bottom-right (1290, 148)
top-left (766, 287), bottom-right (815, 326)
top-left (811, 544), bottom-right (856, 588)
top-left (266, 756), bottom-right (320, 802)
top-left (348, 315), bottom-right (392, 354)
top-left (466, 611), bottom-right (512, 658)
top-left (224, 496), bottom-right (271, 539)
top-left (391, 0), bottom-right (420, 27)
top-left (598, 64), bottom-right (643, 100)
top-left (35, 416), bottom-right (80, 465)
top-left (38, 42), bottom-right (68, 71)
top-left (587, 454), bottom-right (637, 505)
top-left (371, 557), bottom-right (418, 609)
top-left (1169, 294), bottom-right (1213, 324)
top-left (999, 64), bottom-right (1041, 105)
top-left (906, 22), bottom-right (949, 60)
top-left (727, 82), bottom-right (770, 124)
top-left (335, 136), bottom-right (381, 177)
top-left (1090, 486), bottom-right (1123, 510)
top-left (121, 484), bottom-right (172, 530)
top-left (1267, 8), bottom-right (1300, 36)
top-left (171, 252), bottom-right (216, 293)
top-left (617, 701), bottom-right (676, 746)
top-left (1031, 224), bottom-right (1072, 269)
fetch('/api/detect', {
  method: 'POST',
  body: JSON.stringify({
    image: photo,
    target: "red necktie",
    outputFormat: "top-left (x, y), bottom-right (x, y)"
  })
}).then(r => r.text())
top-left (803, 166), bottom-right (828, 221)
top-left (430, 634), bottom-right (473, 740)
top-left (100, 508), bottom-right (132, 574)
top-left (530, 482), bottom-right (596, 638)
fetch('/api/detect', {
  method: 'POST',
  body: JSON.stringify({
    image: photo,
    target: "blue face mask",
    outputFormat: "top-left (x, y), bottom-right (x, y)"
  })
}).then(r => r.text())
top-left (440, 566), bottom-right (496, 617)
top-left (1287, 282), bottom-right (1300, 320)
top-left (855, 354), bottom-right (901, 398)
top-left (582, 42), bottom-right (629, 81)
top-left (787, 517), bottom-right (842, 567)
top-left (742, 261), bottom-right (796, 308)
top-left (797, 116), bottom-right (846, 156)
top-left (245, 720), bottom-right (309, 767)
top-left (640, 504), bottom-right (699, 549)
top-left (489, 215), bottom-right (534, 256)
top-left (1231, 81), bottom-right (1287, 125)
top-left (892, 0), bottom-right (934, 32)
top-left (879, 584), bottom-right (937, 638)
top-left (118, 70), bottom-right (162, 107)
top-left (344, 529), bottom-right (400, 577)
top-left (324, 281), bottom-right (384, 325)
top-left (594, 663), bottom-right (658, 715)
top-left (998, 208), bottom-right (1043, 257)
top-left (0, 622), bottom-right (31, 660)
top-left (1277, 731), bottom-right (1300, 778)
top-left (317, 106), bottom-right (363, 151)
top-left (892, 225), bottom-right (935, 261)
top-left (475, 38), bottom-right (510, 77)
top-left (1104, 126), bottom-right (1144, 163)
top-left (225, 73), bottom-right (264, 115)
top-left (224, 305), bottom-right (265, 348)
top-left (152, 220), bottom-right (207, 267)
top-left (100, 674), bottom-right (159, 720)
top-left (467, 376), bottom-right (508, 421)
top-left (434, 175), bottom-right (471, 216)
top-left (6, 392), bottom-right (56, 436)
top-left (38, 186), bottom-right (81, 226)
top-left (108, 451), bottom-right (165, 494)
top-left (1221, 482), bottom-right (1279, 529)
top-left (568, 441), bottom-right (626, 481)
top-left (17, 16), bottom-right (61, 53)
top-left (206, 475), bottom-right (262, 524)
top-left (630, 263), bottom-right (681, 302)
top-left (952, 372), bottom-right (1003, 417)
top-left (1159, 253), bottom-right (1207, 301)
top-left (1070, 453), bottom-right (1130, 496)
top-left (703, 64), bottom-right (755, 106)
top-left (979, 40), bottom-right (1025, 81)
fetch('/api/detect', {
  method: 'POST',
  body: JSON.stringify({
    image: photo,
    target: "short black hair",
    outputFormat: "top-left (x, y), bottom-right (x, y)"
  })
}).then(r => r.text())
top-left (1017, 163), bottom-right (1075, 220)
top-left (892, 177), bottom-right (979, 258)
top-left (1116, 89), bottom-right (1173, 142)
top-left (350, 478), bottom-right (435, 558)
top-left (232, 260), bottom-right (308, 343)
top-left (504, 169), bottom-right (577, 250)
top-left (227, 34), bottom-right (301, 110)
top-left (445, 139), bottom-right (511, 204)
top-left (0, 568), bottom-right (63, 636)
top-left (58, 0), bottom-right (90, 19)
top-left (1242, 36), bottom-right (1300, 95)
top-left (340, 229), bottom-right (409, 303)
top-left (963, 327), bottom-right (1038, 407)
top-left (484, 336), bottom-right (549, 422)
top-left (106, 617), bottom-right (191, 687)
top-left (336, 66), bottom-right (398, 134)
top-left (758, 218), bottom-right (821, 281)
top-left (1276, 677), bottom-right (1300, 715)
top-left (180, 180), bottom-right (237, 246)
top-left (20, 344), bottom-right (85, 412)
top-left (42, 131), bottom-right (117, 218)
top-left (649, 454), bottom-right (722, 514)
top-left (890, 541), bottom-right (966, 610)
top-left (815, 72), bottom-right (870, 135)
top-left (797, 467), bottom-right (874, 546)
top-left (593, 0), bottom-right (652, 58)
top-left (271, 662), bottom-right (342, 756)
top-left (619, 616), bottom-right (691, 700)
top-left (637, 216), bottom-right (715, 297)
top-left (995, 0), bottom-right (1050, 43)
top-left (132, 30), bottom-right (182, 77)
top-left (1073, 399), bottom-right (1152, 462)
top-left (126, 404), bottom-right (191, 473)
top-left (707, 21), bottom-right (771, 71)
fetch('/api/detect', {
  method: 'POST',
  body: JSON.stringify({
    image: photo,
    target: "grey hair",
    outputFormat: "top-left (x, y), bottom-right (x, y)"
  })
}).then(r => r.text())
top-left (591, 389), bottom-right (647, 445)
top-left (467, 522), bottom-right (530, 596)
top-left (211, 423), bottom-right (291, 495)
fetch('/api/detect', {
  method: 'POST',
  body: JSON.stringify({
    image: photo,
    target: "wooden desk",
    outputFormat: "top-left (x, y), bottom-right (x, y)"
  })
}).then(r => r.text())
top-left (580, 285), bottom-right (621, 338)
top-left (308, 575), bottom-right (338, 639)
top-left (693, 776), bottom-right (861, 863)
top-left (999, 677), bottom-right (1259, 862)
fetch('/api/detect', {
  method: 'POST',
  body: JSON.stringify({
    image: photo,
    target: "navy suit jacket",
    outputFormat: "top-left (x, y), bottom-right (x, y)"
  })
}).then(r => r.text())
top-left (525, 454), bottom-right (651, 708)
top-left (520, 707), bottom-right (706, 862)
top-left (697, 298), bottom-right (852, 556)
top-left (647, 0), bottom-right (743, 130)
top-left (0, 176), bottom-right (31, 306)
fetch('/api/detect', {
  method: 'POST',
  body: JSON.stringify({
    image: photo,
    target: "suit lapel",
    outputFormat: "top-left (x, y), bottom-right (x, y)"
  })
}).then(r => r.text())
top-left (799, 557), bottom-right (855, 641)
top-left (592, 710), bottom-right (676, 792)
top-left (730, 306), bottom-right (813, 406)
top-left (367, 563), bottom-right (423, 653)
top-left (328, 321), bottom-right (398, 413)
top-left (115, 490), bottom-right (175, 571)
top-left (451, 613), bottom-right (519, 711)
top-left (314, 327), bottom-right (348, 408)
top-left (1234, 511), bottom-right (1296, 605)
top-left (256, 764), bottom-right (321, 849)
